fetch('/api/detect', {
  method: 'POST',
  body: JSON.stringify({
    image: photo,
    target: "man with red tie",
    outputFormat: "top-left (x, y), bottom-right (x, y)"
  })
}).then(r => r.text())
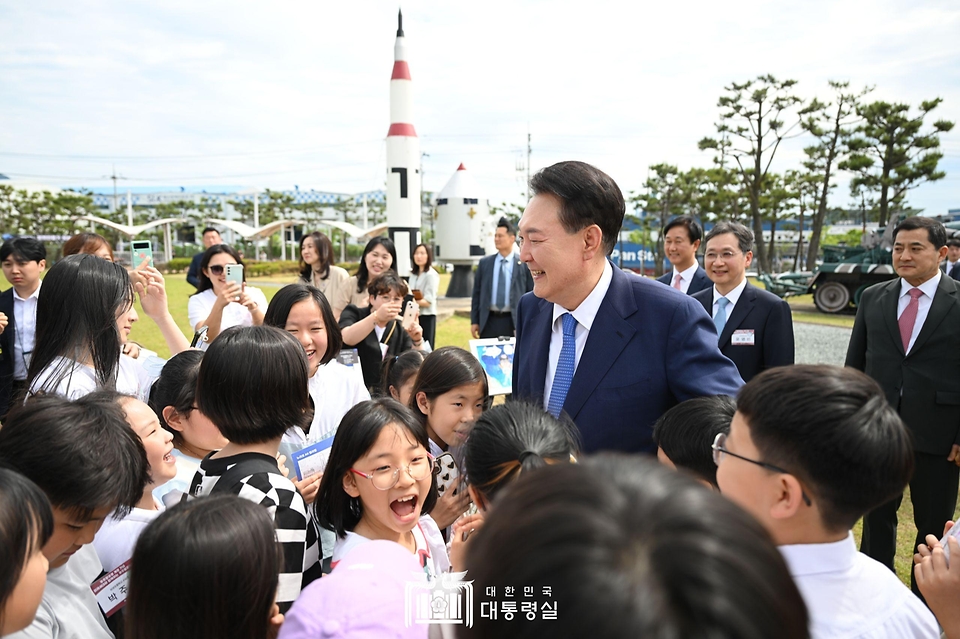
top-left (846, 215), bottom-right (960, 595)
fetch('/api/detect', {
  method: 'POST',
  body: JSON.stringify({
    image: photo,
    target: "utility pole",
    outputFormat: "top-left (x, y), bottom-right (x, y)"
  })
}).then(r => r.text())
top-left (106, 165), bottom-right (127, 214)
top-left (526, 127), bottom-right (532, 201)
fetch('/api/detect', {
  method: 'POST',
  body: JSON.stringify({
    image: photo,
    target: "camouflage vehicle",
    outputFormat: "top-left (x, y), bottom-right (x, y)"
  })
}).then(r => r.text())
top-left (806, 221), bottom-right (960, 314)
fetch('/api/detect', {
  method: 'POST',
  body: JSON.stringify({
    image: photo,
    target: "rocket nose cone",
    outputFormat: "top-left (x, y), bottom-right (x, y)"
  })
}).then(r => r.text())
top-left (457, 163), bottom-right (467, 171)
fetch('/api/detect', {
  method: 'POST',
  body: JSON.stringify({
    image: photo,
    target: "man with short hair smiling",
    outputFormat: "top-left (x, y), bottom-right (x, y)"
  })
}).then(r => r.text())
top-left (513, 161), bottom-right (742, 454)
top-left (692, 221), bottom-right (794, 382)
top-left (471, 217), bottom-right (533, 339)
top-left (846, 215), bottom-right (960, 594)
top-left (0, 237), bottom-right (47, 419)
top-left (715, 365), bottom-right (937, 638)
top-left (656, 215), bottom-right (711, 295)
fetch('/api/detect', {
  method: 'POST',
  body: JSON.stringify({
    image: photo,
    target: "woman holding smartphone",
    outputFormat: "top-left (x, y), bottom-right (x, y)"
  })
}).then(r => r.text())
top-left (408, 243), bottom-right (439, 349)
top-left (187, 244), bottom-right (266, 345)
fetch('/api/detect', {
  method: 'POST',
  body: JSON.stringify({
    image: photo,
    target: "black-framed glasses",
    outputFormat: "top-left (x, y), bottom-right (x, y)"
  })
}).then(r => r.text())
top-left (712, 432), bottom-right (812, 506)
top-left (207, 265), bottom-right (226, 276)
top-left (350, 453), bottom-right (439, 491)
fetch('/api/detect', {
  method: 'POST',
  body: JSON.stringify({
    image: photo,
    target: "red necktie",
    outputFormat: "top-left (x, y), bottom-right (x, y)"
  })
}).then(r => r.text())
top-left (899, 288), bottom-right (924, 352)
top-left (672, 274), bottom-right (682, 290)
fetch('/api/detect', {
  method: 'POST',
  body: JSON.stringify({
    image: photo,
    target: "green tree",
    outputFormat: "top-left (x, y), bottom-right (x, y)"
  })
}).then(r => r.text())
top-left (801, 81), bottom-right (872, 270)
top-left (785, 169), bottom-right (822, 270)
top-left (758, 172), bottom-right (799, 272)
top-left (700, 74), bottom-right (808, 273)
top-left (841, 99), bottom-right (954, 226)
top-left (630, 164), bottom-right (687, 277)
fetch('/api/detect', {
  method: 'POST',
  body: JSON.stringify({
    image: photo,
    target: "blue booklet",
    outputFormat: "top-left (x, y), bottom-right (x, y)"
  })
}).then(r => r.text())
top-left (291, 436), bottom-right (335, 481)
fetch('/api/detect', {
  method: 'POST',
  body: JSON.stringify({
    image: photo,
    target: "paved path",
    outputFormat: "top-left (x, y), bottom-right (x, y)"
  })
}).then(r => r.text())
top-left (794, 322), bottom-right (852, 366)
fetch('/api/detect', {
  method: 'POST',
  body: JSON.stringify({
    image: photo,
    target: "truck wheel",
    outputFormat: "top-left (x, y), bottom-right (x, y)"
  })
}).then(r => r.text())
top-left (814, 282), bottom-right (851, 313)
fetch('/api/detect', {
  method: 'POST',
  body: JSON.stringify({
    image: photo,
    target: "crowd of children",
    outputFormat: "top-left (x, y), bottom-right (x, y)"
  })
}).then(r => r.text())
top-left (3, 233), bottom-right (960, 639)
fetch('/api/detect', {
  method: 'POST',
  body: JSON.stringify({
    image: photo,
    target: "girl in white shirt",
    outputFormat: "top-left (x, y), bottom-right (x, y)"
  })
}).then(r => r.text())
top-left (27, 254), bottom-right (188, 401)
top-left (187, 244), bottom-right (267, 346)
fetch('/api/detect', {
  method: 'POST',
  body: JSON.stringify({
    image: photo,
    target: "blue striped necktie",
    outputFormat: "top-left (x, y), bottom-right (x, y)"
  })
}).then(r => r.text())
top-left (547, 313), bottom-right (578, 417)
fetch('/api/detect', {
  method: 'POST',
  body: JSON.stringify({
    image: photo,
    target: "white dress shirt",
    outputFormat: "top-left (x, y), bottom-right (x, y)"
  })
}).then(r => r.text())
top-left (12, 281), bottom-right (41, 380)
top-left (671, 262), bottom-right (700, 294)
top-left (898, 271), bottom-right (940, 354)
top-left (543, 260), bottom-right (613, 410)
top-left (710, 277), bottom-right (748, 321)
top-left (779, 533), bottom-right (938, 639)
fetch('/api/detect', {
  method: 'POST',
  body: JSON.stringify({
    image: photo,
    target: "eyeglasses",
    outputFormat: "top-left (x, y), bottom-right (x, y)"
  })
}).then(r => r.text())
top-left (350, 453), bottom-right (438, 491)
top-left (704, 251), bottom-right (742, 263)
top-left (712, 432), bottom-right (812, 506)
top-left (207, 265), bottom-right (227, 276)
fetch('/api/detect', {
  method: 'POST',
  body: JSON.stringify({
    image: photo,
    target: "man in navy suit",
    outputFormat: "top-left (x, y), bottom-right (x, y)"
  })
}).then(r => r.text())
top-left (656, 215), bottom-right (711, 295)
top-left (692, 222), bottom-right (794, 382)
top-left (941, 238), bottom-right (960, 280)
top-left (471, 218), bottom-right (534, 339)
top-left (513, 161), bottom-right (743, 454)
top-left (186, 227), bottom-right (221, 289)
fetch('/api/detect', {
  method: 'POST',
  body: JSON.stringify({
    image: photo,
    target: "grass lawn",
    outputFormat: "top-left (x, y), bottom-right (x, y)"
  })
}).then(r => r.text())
top-left (1, 268), bottom-right (936, 587)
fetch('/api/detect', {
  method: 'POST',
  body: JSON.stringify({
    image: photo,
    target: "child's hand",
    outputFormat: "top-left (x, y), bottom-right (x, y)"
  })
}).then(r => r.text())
top-left (449, 512), bottom-right (484, 572)
top-left (292, 473), bottom-right (322, 505)
top-left (916, 520), bottom-right (954, 565)
top-left (432, 478), bottom-right (471, 530)
top-left (915, 536), bottom-right (960, 638)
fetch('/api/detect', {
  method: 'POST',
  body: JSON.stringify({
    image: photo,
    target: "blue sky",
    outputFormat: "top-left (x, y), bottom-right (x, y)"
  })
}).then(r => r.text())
top-left (1, 0), bottom-right (958, 214)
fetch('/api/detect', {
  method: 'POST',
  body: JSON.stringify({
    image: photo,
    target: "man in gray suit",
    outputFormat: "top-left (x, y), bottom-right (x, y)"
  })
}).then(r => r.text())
top-left (471, 218), bottom-right (534, 339)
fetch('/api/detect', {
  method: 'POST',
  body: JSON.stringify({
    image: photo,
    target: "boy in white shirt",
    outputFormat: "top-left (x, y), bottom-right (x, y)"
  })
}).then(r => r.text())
top-left (715, 365), bottom-right (938, 639)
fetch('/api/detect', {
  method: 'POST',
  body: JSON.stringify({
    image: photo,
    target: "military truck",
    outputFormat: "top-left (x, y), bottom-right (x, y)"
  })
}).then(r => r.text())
top-left (805, 220), bottom-right (960, 314)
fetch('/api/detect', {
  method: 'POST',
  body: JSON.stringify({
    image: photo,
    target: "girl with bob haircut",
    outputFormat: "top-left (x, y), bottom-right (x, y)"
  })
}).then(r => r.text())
top-left (148, 350), bottom-right (227, 506)
top-left (189, 325), bottom-right (321, 612)
top-left (334, 236), bottom-right (397, 312)
top-left (410, 347), bottom-right (488, 531)
top-left (408, 243), bottom-right (439, 349)
top-left (0, 467), bottom-right (54, 637)
top-left (61, 232), bottom-right (114, 262)
top-left (298, 232), bottom-right (349, 312)
top-left (263, 283), bottom-right (369, 503)
top-left (188, 243), bottom-right (267, 345)
top-left (315, 398), bottom-right (449, 578)
top-left (27, 254), bottom-right (188, 400)
top-left (379, 349), bottom-right (426, 405)
top-left (125, 494), bottom-right (283, 639)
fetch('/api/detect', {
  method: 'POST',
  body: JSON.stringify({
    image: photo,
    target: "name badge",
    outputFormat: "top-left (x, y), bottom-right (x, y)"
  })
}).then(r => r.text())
top-left (91, 559), bottom-right (131, 617)
top-left (731, 329), bottom-right (755, 346)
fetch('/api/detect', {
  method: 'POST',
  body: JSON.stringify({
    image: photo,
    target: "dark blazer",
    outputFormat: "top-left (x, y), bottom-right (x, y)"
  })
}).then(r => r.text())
top-left (471, 252), bottom-right (534, 333)
top-left (513, 265), bottom-right (744, 454)
top-left (657, 265), bottom-right (712, 295)
top-left (339, 304), bottom-right (414, 390)
top-left (943, 261), bottom-right (960, 280)
top-left (692, 283), bottom-right (795, 382)
top-left (0, 288), bottom-right (15, 417)
top-left (186, 252), bottom-right (204, 288)
top-left (846, 275), bottom-right (960, 455)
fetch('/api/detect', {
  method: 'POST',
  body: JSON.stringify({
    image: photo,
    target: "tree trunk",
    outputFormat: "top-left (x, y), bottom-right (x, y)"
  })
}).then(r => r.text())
top-left (805, 130), bottom-right (840, 271)
top-left (878, 141), bottom-right (894, 227)
top-left (795, 208), bottom-right (805, 270)
top-left (768, 218), bottom-right (778, 272)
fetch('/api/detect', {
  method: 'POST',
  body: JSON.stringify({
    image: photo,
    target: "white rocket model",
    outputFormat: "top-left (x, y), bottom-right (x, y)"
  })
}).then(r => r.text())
top-left (434, 163), bottom-right (497, 297)
top-left (386, 8), bottom-right (421, 276)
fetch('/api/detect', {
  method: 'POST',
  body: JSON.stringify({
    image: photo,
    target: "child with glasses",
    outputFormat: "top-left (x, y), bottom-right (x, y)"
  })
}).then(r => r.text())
top-left (316, 398), bottom-right (449, 580)
top-left (714, 365), bottom-right (937, 638)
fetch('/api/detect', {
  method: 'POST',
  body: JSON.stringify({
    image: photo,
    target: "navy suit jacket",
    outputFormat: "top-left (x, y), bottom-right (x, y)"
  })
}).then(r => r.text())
top-left (691, 283), bottom-right (795, 383)
top-left (471, 252), bottom-right (534, 334)
top-left (943, 261), bottom-right (960, 280)
top-left (513, 265), bottom-right (743, 453)
top-left (657, 266), bottom-right (712, 295)
top-left (186, 252), bottom-right (204, 288)
top-left (0, 288), bottom-right (15, 417)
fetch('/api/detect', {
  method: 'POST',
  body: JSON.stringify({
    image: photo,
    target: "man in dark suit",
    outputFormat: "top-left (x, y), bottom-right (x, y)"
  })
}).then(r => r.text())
top-left (0, 237), bottom-right (47, 419)
top-left (692, 222), bottom-right (794, 382)
top-left (845, 216), bottom-right (960, 593)
top-left (187, 227), bottom-right (222, 288)
top-left (656, 215), bottom-right (711, 295)
top-left (941, 238), bottom-right (960, 280)
top-left (471, 218), bottom-right (534, 339)
top-left (513, 161), bottom-right (743, 454)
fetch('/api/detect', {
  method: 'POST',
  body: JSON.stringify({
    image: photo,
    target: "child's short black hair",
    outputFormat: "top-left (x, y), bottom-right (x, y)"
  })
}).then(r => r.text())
top-left (379, 350), bottom-right (426, 398)
top-left (316, 398), bottom-right (438, 537)
top-left (262, 283), bottom-right (342, 366)
top-left (652, 395), bottom-right (736, 487)
top-left (0, 394), bottom-right (148, 520)
top-left (149, 350), bottom-right (204, 447)
top-left (0, 237), bottom-right (46, 263)
top-left (736, 365), bottom-right (913, 532)
top-left (196, 326), bottom-right (310, 445)
top-left (367, 271), bottom-right (408, 298)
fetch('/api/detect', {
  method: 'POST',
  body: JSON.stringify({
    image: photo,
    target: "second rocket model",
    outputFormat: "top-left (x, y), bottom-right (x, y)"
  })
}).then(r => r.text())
top-left (386, 9), bottom-right (421, 276)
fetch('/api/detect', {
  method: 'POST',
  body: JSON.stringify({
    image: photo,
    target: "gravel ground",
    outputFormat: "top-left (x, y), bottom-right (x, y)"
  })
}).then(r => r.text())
top-left (794, 322), bottom-right (852, 366)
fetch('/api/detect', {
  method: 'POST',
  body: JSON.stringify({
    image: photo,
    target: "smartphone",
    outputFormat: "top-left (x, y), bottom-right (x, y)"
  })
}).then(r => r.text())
top-left (131, 240), bottom-right (153, 268)
top-left (939, 522), bottom-right (960, 565)
top-left (225, 264), bottom-right (244, 301)
top-left (435, 452), bottom-right (460, 498)
top-left (190, 325), bottom-right (209, 348)
top-left (401, 298), bottom-right (418, 331)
